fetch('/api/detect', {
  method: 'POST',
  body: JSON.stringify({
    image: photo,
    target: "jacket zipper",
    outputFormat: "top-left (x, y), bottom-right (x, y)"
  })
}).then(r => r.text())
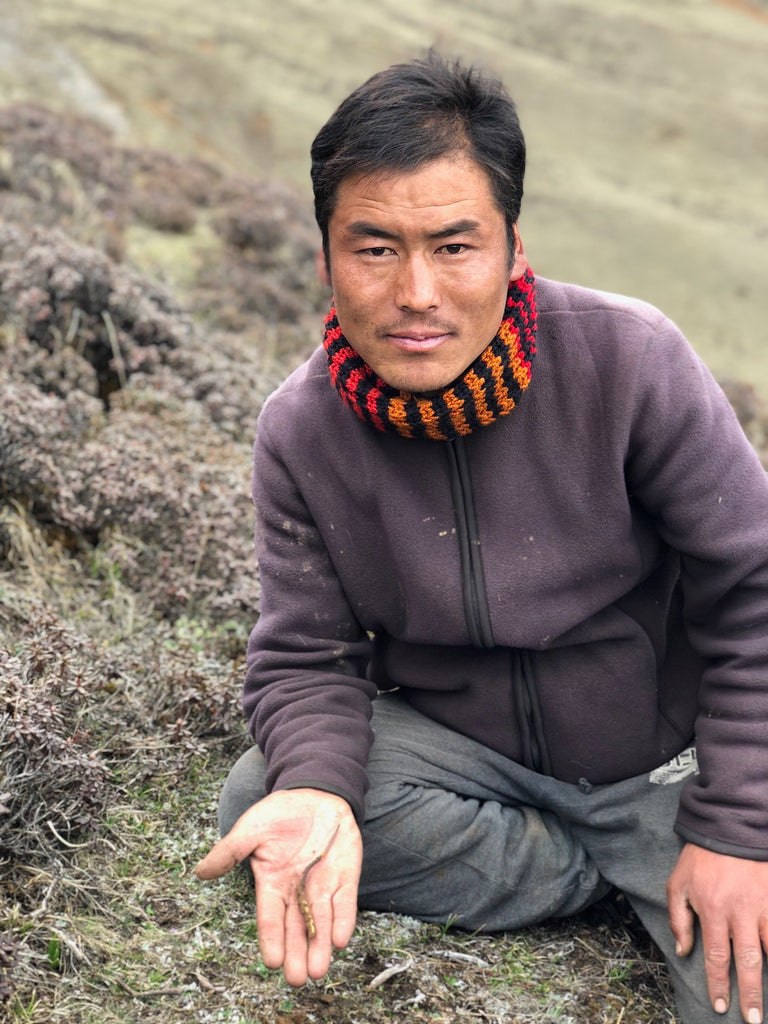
top-left (517, 649), bottom-right (551, 775)
top-left (446, 438), bottom-right (551, 774)
top-left (446, 438), bottom-right (495, 648)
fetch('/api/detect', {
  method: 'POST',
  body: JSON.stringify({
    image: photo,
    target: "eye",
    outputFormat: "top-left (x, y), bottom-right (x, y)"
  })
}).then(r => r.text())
top-left (440, 243), bottom-right (466, 255)
top-left (363, 246), bottom-right (393, 257)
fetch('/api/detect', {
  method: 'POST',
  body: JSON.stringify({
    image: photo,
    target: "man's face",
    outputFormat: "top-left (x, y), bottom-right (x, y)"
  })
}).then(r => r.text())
top-left (325, 154), bottom-right (528, 393)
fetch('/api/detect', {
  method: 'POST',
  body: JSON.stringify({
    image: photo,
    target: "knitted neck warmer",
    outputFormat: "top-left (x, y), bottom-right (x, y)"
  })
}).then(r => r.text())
top-left (323, 269), bottom-right (537, 441)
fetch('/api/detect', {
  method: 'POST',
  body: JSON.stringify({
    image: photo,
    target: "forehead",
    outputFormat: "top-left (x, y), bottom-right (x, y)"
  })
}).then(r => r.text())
top-left (330, 154), bottom-right (501, 227)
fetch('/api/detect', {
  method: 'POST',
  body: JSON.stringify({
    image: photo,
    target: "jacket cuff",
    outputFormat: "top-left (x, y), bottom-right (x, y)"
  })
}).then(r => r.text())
top-left (674, 822), bottom-right (768, 862)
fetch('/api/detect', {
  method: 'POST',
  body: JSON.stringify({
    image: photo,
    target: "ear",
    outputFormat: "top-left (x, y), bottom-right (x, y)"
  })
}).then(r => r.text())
top-left (315, 248), bottom-right (331, 287)
top-left (508, 224), bottom-right (528, 281)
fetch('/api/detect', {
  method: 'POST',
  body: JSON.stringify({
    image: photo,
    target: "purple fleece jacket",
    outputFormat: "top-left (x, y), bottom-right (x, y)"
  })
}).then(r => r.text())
top-left (243, 276), bottom-right (768, 859)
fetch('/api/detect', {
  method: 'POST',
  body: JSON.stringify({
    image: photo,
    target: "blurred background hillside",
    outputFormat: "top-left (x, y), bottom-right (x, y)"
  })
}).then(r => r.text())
top-left (1, 0), bottom-right (767, 393)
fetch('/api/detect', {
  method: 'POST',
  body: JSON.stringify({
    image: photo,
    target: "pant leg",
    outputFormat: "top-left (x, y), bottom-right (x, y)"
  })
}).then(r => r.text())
top-left (545, 753), bottom-right (768, 1024)
top-left (217, 743), bottom-right (268, 837)
top-left (219, 703), bottom-right (759, 1020)
top-left (357, 693), bottom-right (610, 928)
top-left (216, 695), bottom-right (609, 924)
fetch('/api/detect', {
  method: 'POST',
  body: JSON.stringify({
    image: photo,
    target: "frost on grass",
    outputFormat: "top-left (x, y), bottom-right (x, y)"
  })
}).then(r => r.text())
top-left (0, 101), bottom-right (765, 1023)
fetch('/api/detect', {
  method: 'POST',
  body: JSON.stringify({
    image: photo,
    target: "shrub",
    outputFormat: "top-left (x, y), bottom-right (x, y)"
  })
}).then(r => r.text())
top-left (0, 611), bottom-right (112, 861)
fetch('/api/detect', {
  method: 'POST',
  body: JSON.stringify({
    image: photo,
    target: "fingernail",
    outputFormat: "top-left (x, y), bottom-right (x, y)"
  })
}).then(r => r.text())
top-left (714, 998), bottom-right (727, 1014)
top-left (747, 1009), bottom-right (762, 1024)
top-left (675, 941), bottom-right (683, 957)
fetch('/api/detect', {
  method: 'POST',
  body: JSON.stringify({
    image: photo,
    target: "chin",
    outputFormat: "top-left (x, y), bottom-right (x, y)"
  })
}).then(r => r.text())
top-left (381, 364), bottom-right (459, 394)
top-left (390, 376), bottom-right (454, 394)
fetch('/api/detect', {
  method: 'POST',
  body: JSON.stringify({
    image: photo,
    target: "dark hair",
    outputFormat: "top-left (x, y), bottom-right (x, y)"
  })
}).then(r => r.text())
top-left (311, 51), bottom-right (526, 261)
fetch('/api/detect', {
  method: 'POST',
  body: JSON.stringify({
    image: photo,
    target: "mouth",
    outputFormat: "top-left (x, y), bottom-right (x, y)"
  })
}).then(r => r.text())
top-left (385, 332), bottom-right (452, 353)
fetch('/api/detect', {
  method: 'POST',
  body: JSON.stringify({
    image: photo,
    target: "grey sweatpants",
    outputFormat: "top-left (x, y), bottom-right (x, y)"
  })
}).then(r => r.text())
top-left (218, 692), bottom-right (763, 1023)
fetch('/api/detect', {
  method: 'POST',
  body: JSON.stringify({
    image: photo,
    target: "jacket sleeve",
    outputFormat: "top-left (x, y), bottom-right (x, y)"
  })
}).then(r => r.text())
top-left (242, 408), bottom-right (377, 824)
top-left (623, 310), bottom-right (768, 858)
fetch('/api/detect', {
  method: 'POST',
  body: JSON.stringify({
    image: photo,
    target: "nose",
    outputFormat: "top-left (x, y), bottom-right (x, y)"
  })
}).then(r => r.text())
top-left (394, 256), bottom-right (440, 313)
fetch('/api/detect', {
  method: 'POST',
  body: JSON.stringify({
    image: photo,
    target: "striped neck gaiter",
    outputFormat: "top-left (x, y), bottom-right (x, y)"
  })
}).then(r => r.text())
top-left (323, 269), bottom-right (537, 441)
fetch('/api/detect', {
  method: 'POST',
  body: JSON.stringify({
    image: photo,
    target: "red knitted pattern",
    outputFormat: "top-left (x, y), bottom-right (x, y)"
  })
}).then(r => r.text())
top-left (323, 269), bottom-right (537, 440)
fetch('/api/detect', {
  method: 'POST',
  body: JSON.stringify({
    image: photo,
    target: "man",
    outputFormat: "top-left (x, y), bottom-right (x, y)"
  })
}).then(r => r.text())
top-left (196, 53), bottom-right (768, 1022)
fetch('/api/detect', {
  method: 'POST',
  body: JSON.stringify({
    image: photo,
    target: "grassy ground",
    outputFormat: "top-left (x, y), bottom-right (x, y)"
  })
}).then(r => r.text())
top-left (0, 567), bottom-right (677, 1024)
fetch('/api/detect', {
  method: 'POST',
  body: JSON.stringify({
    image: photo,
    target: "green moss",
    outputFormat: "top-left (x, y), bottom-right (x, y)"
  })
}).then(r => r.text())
top-left (123, 218), bottom-right (221, 297)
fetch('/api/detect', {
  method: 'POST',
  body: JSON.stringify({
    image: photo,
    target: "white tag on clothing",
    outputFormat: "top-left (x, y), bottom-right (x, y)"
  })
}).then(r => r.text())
top-left (649, 747), bottom-right (698, 785)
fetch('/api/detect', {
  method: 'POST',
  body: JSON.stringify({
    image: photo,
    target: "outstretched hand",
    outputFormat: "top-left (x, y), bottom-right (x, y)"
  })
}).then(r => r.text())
top-left (195, 788), bottom-right (362, 986)
top-left (668, 843), bottom-right (768, 1022)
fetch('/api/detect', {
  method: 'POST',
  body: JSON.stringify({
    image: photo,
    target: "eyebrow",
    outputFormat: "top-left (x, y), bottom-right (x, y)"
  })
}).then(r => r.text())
top-left (346, 218), bottom-right (482, 241)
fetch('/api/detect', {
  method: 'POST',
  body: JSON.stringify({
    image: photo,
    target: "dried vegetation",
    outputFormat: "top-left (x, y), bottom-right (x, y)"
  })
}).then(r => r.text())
top-left (1, 103), bottom-right (767, 1023)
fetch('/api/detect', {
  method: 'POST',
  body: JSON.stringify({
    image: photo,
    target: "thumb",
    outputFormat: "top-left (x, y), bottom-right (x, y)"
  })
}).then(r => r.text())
top-left (195, 831), bottom-right (254, 880)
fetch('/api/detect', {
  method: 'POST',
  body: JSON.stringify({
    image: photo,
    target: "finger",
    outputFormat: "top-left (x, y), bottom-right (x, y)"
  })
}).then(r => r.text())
top-left (194, 835), bottom-right (244, 880)
top-left (281, 899), bottom-right (313, 987)
top-left (330, 881), bottom-right (359, 950)
top-left (305, 892), bottom-right (335, 981)
top-left (196, 804), bottom-right (271, 879)
top-left (700, 918), bottom-right (733, 1016)
top-left (667, 878), bottom-right (696, 957)
top-left (254, 878), bottom-right (290, 973)
top-left (731, 923), bottom-right (764, 1024)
